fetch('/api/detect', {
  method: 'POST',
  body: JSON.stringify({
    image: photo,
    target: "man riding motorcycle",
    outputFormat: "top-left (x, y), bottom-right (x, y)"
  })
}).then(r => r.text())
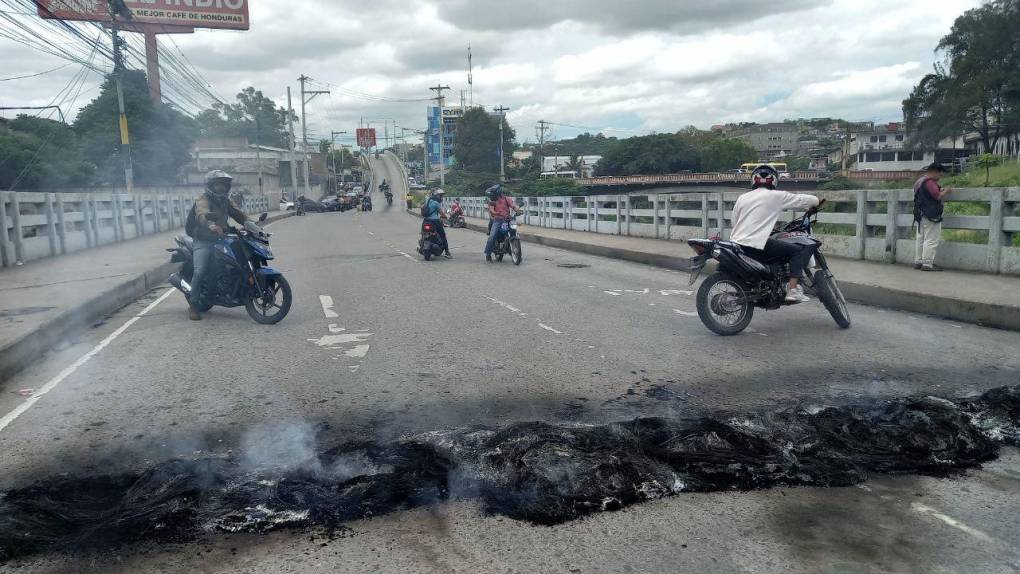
top-left (185, 170), bottom-right (249, 320)
top-left (483, 184), bottom-right (522, 262)
top-left (424, 188), bottom-right (451, 258)
top-left (730, 165), bottom-right (820, 303)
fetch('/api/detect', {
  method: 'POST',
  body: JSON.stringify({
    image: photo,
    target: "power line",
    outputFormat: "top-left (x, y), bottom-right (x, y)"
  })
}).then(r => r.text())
top-left (0, 62), bottom-right (70, 81)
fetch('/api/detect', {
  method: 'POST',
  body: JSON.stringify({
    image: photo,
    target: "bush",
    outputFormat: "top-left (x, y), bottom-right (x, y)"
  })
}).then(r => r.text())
top-left (508, 177), bottom-right (581, 197)
top-left (819, 176), bottom-right (856, 190)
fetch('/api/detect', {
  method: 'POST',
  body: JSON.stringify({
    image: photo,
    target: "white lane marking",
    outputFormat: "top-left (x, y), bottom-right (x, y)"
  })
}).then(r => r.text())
top-left (604, 291), bottom-right (622, 296)
top-left (328, 324), bottom-right (345, 333)
top-left (911, 503), bottom-right (995, 543)
top-left (673, 309), bottom-right (697, 317)
top-left (367, 231), bottom-right (375, 236)
top-left (319, 295), bottom-right (339, 318)
top-left (344, 345), bottom-right (371, 358)
top-left (624, 288), bottom-right (650, 294)
top-left (308, 332), bottom-right (373, 348)
top-left (538, 323), bottom-right (562, 335)
top-left (348, 365), bottom-right (360, 373)
top-left (0, 288), bottom-right (176, 433)
top-left (660, 289), bottom-right (694, 296)
top-left (396, 251), bottom-right (417, 262)
top-left (486, 297), bottom-right (527, 316)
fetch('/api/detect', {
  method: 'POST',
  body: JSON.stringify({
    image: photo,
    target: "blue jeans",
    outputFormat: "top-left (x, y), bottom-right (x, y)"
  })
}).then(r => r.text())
top-left (485, 219), bottom-right (507, 255)
top-left (189, 239), bottom-right (215, 304)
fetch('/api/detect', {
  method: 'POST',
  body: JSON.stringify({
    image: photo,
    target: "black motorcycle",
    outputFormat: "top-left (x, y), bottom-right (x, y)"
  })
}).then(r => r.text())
top-left (418, 220), bottom-right (445, 261)
top-left (448, 212), bottom-right (466, 228)
top-left (491, 217), bottom-right (523, 265)
top-left (167, 214), bottom-right (293, 325)
top-left (362, 195), bottom-right (373, 212)
top-left (687, 202), bottom-right (849, 336)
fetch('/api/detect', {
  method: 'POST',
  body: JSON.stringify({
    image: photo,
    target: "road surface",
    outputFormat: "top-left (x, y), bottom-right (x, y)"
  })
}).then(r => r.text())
top-left (1, 154), bottom-right (1018, 573)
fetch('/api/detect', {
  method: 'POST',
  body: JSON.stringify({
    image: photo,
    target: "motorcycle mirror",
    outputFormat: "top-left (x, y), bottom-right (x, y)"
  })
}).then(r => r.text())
top-left (258, 212), bottom-right (268, 223)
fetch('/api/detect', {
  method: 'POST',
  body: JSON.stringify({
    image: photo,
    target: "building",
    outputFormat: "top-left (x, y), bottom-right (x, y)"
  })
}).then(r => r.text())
top-left (541, 155), bottom-right (602, 178)
top-left (187, 137), bottom-right (325, 203)
top-left (426, 105), bottom-right (464, 177)
top-left (725, 123), bottom-right (799, 161)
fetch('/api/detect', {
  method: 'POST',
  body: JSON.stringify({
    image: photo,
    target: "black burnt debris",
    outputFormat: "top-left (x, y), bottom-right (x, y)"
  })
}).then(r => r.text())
top-left (2, 385), bottom-right (1019, 561)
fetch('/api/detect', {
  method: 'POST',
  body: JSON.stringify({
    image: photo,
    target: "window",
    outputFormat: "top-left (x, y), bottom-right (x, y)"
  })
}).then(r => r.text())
top-left (866, 152), bottom-right (880, 162)
top-left (870, 136), bottom-right (878, 142)
top-left (882, 152), bottom-right (896, 162)
top-left (879, 135), bottom-right (887, 142)
top-left (897, 152), bottom-right (911, 161)
top-left (896, 134), bottom-right (904, 142)
top-left (914, 151), bottom-right (925, 161)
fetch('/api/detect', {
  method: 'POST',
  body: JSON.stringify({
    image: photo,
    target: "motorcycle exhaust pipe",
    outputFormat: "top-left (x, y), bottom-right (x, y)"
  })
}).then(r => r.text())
top-left (168, 272), bottom-right (192, 294)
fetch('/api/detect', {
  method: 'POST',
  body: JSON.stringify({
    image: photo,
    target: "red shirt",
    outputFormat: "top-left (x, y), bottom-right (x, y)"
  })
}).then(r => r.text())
top-left (915, 177), bottom-right (942, 200)
top-left (488, 196), bottom-right (517, 220)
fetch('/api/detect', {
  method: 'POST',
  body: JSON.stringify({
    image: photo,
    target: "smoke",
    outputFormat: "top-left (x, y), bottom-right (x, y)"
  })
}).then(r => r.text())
top-left (1, 385), bottom-right (1018, 563)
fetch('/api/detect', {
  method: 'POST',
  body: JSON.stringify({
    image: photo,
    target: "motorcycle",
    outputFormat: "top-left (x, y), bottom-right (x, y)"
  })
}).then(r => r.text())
top-left (167, 213), bottom-right (293, 325)
top-left (448, 211), bottom-right (466, 228)
top-left (686, 201), bottom-right (850, 336)
top-left (384, 189), bottom-right (393, 206)
top-left (491, 217), bottom-right (523, 265)
top-left (418, 220), bottom-right (445, 261)
top-left (362, 195), bottom-right (373, 212)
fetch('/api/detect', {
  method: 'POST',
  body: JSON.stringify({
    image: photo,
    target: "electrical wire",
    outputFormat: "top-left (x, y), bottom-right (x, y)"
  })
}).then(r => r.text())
top-left (0, 62), bottom-right (70, 81)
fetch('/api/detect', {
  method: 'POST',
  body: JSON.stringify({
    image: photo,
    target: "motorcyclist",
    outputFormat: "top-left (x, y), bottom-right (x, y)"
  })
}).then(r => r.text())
top-left (185, 170), bottom-right (248, 320)
top-left (424, 188), bottom-right (451, 258)
top-left (483, 184), bottom-right (522, 262)
top-left (449, 198), bottom-right (464, 220)
top-left (730, 164), bottom-right (820, 303)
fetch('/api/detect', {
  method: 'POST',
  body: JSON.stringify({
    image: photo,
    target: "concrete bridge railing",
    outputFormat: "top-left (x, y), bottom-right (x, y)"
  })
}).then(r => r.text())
top-left (0, 189), bottom-right (272, 267)
top-left (456, 187), bottom-right (1020, 276)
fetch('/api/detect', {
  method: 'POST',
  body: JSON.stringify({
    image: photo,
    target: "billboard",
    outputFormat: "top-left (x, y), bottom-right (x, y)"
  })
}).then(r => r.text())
top-left (37, 0), bottom-right (251, 31)
top-left (356, 128), bottom-right (377, 148)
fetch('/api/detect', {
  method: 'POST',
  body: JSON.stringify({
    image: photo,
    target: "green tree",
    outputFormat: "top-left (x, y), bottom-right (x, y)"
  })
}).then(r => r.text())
top-left (452, 107), bottom-right (516, 176)
top-left (903, 0), bottom-right (1020, 151)
top-left (596, 133), bottom-right (700, 175)
top-left (0, 116), bottom-right (94, 189)
top-left (196, 87), bottom-right (293, 148)
top-left (974, 152), bottom-right (1002, 186)
top-left (74, 70), bottom-right (197, 185)
top-left (699, 137), bottom-right (757, 172)
top-left (565, 154), bottom-right (584, 176)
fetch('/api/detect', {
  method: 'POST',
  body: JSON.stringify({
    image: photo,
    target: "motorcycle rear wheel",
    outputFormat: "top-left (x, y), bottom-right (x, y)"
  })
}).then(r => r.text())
top-left (695, 272), bottom-right (754, 336)
top-left (245, 275), bottom-right (292, 325)
top-left (813, 269), bottom-right (851, 329)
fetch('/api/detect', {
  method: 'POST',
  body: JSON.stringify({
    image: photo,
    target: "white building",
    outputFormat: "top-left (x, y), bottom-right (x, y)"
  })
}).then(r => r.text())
top-left (541, 155), bottom-right (602, 178)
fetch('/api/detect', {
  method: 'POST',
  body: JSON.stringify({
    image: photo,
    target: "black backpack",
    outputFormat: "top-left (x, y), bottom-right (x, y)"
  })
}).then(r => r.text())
top-left (913, 176), bottom-right (944, 225)
top-left (185, 203), bottom-right (198, 237)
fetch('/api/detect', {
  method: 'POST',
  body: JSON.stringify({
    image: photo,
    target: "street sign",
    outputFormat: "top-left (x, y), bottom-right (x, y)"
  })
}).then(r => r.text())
top-left (37, 0), bottom-right (251, 31)
top-left (357, 128), bottom-right (377, 148)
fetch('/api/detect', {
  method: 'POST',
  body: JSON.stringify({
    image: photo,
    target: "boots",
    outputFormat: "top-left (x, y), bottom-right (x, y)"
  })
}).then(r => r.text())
top-left (189, 304), bottom-right (202, 321)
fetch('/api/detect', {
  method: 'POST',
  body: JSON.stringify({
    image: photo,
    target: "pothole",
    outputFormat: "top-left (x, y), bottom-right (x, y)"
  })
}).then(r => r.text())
top-left (1, 385), bottom-right (1017, 561)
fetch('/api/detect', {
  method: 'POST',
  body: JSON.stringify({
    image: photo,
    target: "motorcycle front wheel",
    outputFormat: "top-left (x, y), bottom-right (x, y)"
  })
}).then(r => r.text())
top-left (695, 272), bottom-right (754, 336)
top-left (510, 237), bottom-right (522, 265)
top-left (813, 269), bottom-right (851, 329)
top-left (245, 275), bottom-right (292, 325)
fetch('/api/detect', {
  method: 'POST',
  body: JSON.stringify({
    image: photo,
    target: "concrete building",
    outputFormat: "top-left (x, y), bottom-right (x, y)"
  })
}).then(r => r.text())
top-left (541, 155), bottom-right (602, 178)
top-left (426, 105), bottom-right (464, 177)
top-left (725, 123), bottom-right (799, 161)
top-left (187, 137), bottom-right (325, 203)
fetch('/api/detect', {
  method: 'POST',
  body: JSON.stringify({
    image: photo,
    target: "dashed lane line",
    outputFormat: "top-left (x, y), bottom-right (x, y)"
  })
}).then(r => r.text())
top-left (319, 295), bottom-right (339, 318)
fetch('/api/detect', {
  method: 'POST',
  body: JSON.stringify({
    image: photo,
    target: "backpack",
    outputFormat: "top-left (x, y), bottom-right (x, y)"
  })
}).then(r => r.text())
top-left (913, 176), bottom-right (944, 225)
top-left (185, 203), bottom-right (198, 237)
top-left (420, 198), bottom-right (436, 218)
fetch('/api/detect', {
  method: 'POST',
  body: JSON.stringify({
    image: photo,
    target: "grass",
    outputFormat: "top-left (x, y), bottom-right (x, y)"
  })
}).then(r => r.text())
top-left (942, 161), bottom-right (1020, 188)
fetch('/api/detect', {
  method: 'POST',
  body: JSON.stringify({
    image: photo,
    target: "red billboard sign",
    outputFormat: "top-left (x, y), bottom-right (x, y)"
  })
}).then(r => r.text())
top-left (37, 0), bottom-right (251, 31)
top-left (356, 128), bottom-right (377, 148)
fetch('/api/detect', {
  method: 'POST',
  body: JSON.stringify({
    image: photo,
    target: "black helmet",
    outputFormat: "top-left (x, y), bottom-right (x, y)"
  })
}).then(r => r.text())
top-left (205, 170), bottom-right (233, 196)
top-left (485, 184), bottom-right (503, 201)
top-left (750, 165), bottom-right (779, 190)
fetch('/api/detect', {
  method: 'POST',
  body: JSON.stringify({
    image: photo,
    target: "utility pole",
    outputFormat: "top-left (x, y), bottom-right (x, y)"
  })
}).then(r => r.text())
top-left (254, 115), bottom-right (263, 195)
top-left (331, 130), bottom-right (347, 190)
top-left (537, 120), bottom-right (550, 175)
top-left (298, 75), bottom-right (329, 198)
top-left (494, 105), bottom-right (510, 182)
top-left (467, 44), bottom-right (473, 107)
top-left (430, 84), bottom-right (450, 186)
top-left (108, 3), bottom-right (134, 193)
top-left (287, 87), bottom-right (299, 203)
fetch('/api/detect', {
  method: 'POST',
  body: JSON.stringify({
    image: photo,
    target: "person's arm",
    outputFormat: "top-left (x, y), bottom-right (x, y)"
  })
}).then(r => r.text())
top-left (487, 201), bottom-right (497, 218)
top-left (778, 191), bottom-right (820, 211)
top-left (194, 196), bottom-right (223, 235)
top-left (927, 180), bottom-right (950, 200)
top-left (228, 199), bottom-right (248, 225)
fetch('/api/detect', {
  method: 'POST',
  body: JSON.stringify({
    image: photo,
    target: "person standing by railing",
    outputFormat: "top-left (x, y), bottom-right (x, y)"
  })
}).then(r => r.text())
top-left (913, 163), bottom-right (952, 272)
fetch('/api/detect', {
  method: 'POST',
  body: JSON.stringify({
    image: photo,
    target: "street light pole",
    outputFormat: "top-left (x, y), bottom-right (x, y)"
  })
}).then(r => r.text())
top-left (298, 74), bottom-right (329, 198)
top-left (494, 105), bottom-right (510, 183)
top-left (331, 130), bottom-right (347, 190)
top-left (286, 87), bottom-right (299, 203)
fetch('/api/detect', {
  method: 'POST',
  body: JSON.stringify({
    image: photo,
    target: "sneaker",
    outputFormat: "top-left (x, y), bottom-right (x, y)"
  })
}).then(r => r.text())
top-left (785, 286), bottom-right (811, 303)
top-left (485, 254), bottom-right (493, 262)
top-left (921, 264), bottom-right (944, 272)
top-left (444, 252), bottom-right (452, 259)
top-left (914, 263), bottom-right (923, 270)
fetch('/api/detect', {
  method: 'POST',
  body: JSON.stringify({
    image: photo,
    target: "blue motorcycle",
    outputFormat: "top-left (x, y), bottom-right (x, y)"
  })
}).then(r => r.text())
top-left (167, 214), bottom-right (292, 324)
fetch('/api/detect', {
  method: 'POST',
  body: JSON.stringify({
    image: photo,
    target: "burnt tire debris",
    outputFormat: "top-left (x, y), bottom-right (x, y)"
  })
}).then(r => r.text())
top-left (2, 386), bottom-right (1019, 561)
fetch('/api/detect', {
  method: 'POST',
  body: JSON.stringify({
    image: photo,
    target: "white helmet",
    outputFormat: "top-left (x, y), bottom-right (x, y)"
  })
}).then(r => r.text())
top-left (433, 188), bottom-right (446, 197)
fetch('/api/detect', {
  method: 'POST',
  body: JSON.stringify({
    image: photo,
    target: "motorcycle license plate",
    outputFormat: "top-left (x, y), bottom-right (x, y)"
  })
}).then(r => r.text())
top-left (688, 254), bottom-right (709, 286)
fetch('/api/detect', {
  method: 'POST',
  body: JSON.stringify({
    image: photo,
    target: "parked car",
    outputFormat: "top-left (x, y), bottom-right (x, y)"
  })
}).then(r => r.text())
top-left (298, 197), bottom-right (328, 213)
top-left (280, 199), bottom-right (295, 211)
top-left (321, 197), bottom-right (341, 212)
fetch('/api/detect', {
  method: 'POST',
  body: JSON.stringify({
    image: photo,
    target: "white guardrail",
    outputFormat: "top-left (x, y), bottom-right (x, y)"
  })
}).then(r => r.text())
top-left (453, 188), bottom-right (1020, 276)
top-left (0, 188), bottom-right (272, 267)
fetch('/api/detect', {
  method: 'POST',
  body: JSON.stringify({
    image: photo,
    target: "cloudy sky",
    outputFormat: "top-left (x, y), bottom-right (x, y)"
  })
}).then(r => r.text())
top-left (0, 0), bottom-right (982, 145)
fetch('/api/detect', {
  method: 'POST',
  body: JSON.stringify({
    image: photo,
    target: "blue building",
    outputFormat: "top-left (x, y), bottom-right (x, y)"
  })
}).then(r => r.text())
top-left (426, 106), bottom-right (463, 175)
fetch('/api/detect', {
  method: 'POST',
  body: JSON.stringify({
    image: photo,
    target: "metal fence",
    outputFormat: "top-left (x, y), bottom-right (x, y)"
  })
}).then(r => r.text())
top-left (0, 189), bottom-right (271, 267)
top-left (456, 188), bottom-right (1020, 275)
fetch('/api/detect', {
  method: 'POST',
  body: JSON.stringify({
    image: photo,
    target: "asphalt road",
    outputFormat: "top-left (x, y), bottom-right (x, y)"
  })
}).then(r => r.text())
top-left (1, 154), bottom-right (1019, 573)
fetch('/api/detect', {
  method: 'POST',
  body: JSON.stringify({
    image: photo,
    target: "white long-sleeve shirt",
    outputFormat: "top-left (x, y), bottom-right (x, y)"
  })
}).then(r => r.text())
top-left (729, 188), bottom-right (820, 250)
